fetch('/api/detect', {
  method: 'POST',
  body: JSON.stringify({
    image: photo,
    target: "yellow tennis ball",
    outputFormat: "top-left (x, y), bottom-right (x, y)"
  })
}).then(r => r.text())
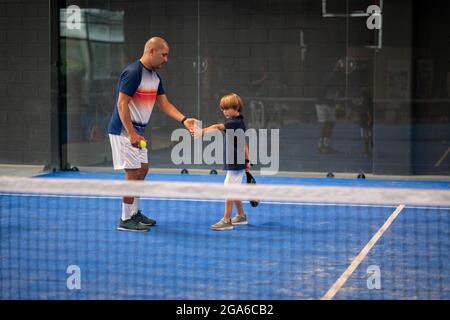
top-left (139, 140), bottom-right (147, 149)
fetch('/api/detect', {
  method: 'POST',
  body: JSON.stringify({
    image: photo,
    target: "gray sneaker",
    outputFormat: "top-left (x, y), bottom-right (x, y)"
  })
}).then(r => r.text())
top-left (231, 214), bottom-right (248, 225)
top-left (210, 219), bottom-right (233, 231)
top-left (133, 210), bottom-right (156, 226)
top-left (117, 218), bottom-right (150, 232)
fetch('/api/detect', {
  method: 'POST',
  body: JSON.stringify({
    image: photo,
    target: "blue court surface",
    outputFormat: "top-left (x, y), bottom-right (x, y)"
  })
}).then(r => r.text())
top-left (1, 172), bottom-right (449, 299)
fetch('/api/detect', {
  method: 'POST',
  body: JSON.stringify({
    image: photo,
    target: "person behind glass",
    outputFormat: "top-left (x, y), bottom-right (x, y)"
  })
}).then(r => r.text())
top-left (201, 93), bottom-right (251, 231)
top-left (108, 37), bottom-right (196, 232)
top-left (353, 87), bottom-right (374, 157)
top-left (315, 58), bottom-right (346, 154)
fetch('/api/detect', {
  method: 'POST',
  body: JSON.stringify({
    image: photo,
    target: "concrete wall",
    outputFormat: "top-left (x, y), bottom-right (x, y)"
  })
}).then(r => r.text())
top-left (0, 0), bottom-right (51, 165)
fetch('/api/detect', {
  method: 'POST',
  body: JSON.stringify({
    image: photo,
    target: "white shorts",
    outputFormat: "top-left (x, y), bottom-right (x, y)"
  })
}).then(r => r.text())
top-left (109, 133), bottom-right (148, 170)
top-left (224, 170), bottom-right (245, 185)
top-left (360, 127), bottom-right (372, 139)
top-left (315, 104), bottom-right (336, 122)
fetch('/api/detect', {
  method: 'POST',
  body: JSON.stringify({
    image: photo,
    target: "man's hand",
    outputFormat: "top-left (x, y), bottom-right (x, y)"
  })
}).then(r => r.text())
top-left (130, 133), bottom-right (146, 148)
top-left (183, 118), bottom-right (198, 136)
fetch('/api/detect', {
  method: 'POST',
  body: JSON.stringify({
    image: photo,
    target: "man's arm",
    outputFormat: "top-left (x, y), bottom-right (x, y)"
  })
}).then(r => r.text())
top-left (117, 92), bottom-right (144, 147)
top-left (156, 94), bottom-right (197, 135)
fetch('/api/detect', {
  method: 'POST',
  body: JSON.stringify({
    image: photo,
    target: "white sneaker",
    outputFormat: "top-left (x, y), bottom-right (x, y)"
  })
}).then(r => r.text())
top-left (231, 214), bottom-right (248, 225)
top-left (210, 219), bottom-right (233, 231)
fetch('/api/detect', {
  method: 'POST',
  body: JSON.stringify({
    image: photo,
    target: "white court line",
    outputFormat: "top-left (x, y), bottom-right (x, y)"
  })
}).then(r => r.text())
top-left (435, 147), bottom-right (450, 167)
top-left (2, 193), bottom-right (450, 210)
top-left (321, 204), bottom-right (406, 300)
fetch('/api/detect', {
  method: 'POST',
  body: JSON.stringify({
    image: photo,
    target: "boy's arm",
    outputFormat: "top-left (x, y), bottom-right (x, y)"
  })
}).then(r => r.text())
top-left (245, 143), bottom-right (251, 172)
top-left (202, 123), bottom-right (225, 134)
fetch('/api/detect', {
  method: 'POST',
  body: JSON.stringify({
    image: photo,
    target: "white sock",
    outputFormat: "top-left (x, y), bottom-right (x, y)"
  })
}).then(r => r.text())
top-left (121, 203), bottom-right (133, 221)
top-left (131, 197), bottom-right (139, 216)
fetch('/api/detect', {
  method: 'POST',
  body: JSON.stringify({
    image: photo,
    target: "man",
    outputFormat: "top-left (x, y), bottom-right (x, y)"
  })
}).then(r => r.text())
top-left (315, 58), bottom-right (346, 154)
top-left (352, 87), bottom-right (373, 157)
top-left (108, 37), bottom-right (196, 232)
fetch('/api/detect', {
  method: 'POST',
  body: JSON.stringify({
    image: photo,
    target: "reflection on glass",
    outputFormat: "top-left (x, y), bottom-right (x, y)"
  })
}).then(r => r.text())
top-left (60, 8), bottom-right (124, 167)
top-left (57, 0), bottom-right (449, 174)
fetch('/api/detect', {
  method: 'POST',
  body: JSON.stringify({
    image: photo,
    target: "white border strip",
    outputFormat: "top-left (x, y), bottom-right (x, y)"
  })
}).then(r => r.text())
top-left (321, 204), bottom-right (406, 300)
top-left (435, 147), bottom-right (450, 167)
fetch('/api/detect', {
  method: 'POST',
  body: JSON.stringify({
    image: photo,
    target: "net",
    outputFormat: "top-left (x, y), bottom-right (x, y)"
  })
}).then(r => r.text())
top-left (1, 176), bottom-right (449, 300)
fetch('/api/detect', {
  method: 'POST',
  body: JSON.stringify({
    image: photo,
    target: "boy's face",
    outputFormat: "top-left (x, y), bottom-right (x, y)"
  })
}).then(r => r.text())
top-left (221, 107), bottom-right (239, 118)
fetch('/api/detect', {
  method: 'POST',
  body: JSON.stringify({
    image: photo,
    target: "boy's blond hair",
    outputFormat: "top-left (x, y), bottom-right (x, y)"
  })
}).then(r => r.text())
top-left (220, 93), bottom-right (244, 112)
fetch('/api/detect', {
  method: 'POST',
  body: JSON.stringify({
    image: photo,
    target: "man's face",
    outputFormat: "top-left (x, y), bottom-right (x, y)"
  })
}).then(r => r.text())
top-left (151, 44), bottom-right (169, 69)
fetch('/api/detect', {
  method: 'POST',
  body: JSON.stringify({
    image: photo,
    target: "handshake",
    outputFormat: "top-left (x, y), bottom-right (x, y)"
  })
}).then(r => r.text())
top-left (183, 119), bottom-right (212, 139)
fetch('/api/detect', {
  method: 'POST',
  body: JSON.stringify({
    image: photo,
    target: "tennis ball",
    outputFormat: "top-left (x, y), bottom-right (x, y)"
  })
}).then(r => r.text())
top-left (139, 140), bottom-right (147, 149)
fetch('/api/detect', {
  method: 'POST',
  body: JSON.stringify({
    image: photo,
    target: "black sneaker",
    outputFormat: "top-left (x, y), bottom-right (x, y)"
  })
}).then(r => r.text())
top-left (117, 218), bottom-right (150, 232)
top-left (133, 210), bottom-right (156, 226)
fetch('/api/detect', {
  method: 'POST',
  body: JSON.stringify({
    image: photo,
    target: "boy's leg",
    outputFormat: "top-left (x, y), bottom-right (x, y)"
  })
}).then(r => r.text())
top-left (223, 170), bottom-right (244, 221)
top-left (234, 200), bottom-right (245, 216)
top-left (210, 199), bottom-right (234, 230)
top-left (224, 199), bottom-right (234, 221)
top-left (232, 200), bottom-right (248, 225)
top-left (211, 170), bottom-right (244, 230)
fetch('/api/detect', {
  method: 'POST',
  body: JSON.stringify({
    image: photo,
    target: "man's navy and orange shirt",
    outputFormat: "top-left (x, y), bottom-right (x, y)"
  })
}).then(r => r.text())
top-left (108, 60), bottom-right (165, 136)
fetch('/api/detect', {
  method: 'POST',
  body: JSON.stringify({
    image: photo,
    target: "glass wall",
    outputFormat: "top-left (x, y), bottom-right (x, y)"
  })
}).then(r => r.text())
top-left (58, 0), bottom-right (450, 175)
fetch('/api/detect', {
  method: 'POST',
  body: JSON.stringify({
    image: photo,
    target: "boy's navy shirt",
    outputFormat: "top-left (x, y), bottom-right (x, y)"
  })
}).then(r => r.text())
top-left (223, 114), bottom-right (246, 171)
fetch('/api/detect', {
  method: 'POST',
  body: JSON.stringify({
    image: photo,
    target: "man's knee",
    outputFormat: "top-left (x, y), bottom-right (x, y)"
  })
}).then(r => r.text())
top-left (140, 164), bottom-right (149, 177)
top-left (125, 168), bottom-right (140, 180)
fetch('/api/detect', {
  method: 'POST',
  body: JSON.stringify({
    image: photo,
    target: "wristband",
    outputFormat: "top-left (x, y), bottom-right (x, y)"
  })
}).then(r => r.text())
top-left (181, 116), bottom-right (187, 124)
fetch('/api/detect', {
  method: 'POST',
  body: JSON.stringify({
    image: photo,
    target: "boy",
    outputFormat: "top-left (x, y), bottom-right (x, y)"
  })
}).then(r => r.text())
top-left (202, 93), bottom-right (251, 231)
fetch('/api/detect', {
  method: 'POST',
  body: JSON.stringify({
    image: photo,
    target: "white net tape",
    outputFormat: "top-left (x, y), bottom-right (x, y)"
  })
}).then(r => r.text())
top-left (1, 176), bottom-right (449, 207)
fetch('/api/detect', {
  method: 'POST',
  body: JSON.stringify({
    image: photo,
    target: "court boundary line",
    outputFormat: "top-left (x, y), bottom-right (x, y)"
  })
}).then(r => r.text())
top-left (2, 193), bottom-right (450, 210)
top-left (321, 204), bottom-right (406, 300)
top-left (435, 147), bottom-right (450, 167)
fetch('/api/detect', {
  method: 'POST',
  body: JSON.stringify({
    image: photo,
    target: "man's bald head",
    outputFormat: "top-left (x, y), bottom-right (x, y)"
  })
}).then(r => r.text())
top-left (144, 37), bottom-right (169, 53)
top-left (140, 37), bottom-right (170, 69)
